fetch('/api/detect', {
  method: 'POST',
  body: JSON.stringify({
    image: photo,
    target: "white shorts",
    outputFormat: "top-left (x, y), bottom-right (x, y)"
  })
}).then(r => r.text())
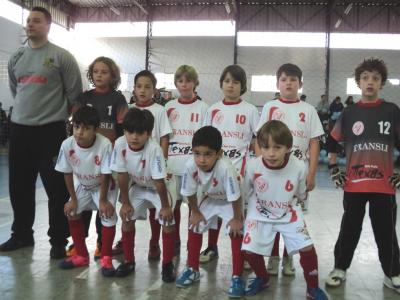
top-left (242, 207), bottom-right (313, 256)
top-left (128, 184), bottom-right (175, 226)
top-left (191, 198), bottom-right (235, 234)
top-left (73, 183), bottom-right (118, 227)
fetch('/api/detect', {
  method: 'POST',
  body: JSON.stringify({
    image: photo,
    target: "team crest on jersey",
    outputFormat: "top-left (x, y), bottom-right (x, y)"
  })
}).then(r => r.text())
top-left (285, 180), bottom-right (294, 192)
top-left (211, 109), bottom-right (224, 125)
top-left (94, 155), bottom-right (100, 166)
top-left (254, 176), bottom-right (268, 193)
top-left (167, 108), bottom-right (180, 122)
top-left (352, 121), bottom-right (364, 136)
top-left (269, 107), bottom-right (285, 121)
top-left (68, 149), bottom-right (80, 166)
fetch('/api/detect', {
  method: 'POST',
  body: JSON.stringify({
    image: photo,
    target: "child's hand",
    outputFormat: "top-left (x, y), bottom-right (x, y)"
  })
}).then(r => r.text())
top-left (189, 211), bottom-right (207, 232)
top-left (100, 201), bottom-right (115, 219)
top-left (228, 218), bottom-right (243, 238)
top-left (119, 203), bottom-right (134, 222)
top-left (306, 173), bottom-right (315, 192)
top-left (64, 201), bottom-right (77, 218)
top-left (159, 207), bottom-right (173, 225)
top-left (329, 164), bottom-right (346, 188)
top-left (389, 173), bottom-right (400, 189)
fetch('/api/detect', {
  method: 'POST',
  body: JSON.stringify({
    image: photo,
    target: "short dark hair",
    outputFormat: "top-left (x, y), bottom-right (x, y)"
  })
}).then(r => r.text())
top-left (134, 70), bottom-right (157, 88)
top-left (192, 126), bottom-right (222, 152)
top-left (355, 58), bottom-right (387, 86)
top-left (31, 6), bottom-right (52, 24)
top-left (257, 120), bottom-right (293, 149)
top-left (276, 63), bottom-right (302, 82)
top-left (219, 65), bottom-right (247, 95)
top-left (123, 108), bottom-right (154, 134)
top-left (87, 56), bottom-right (121, 90)
top-left (72, 106), bottom-right (100, 128)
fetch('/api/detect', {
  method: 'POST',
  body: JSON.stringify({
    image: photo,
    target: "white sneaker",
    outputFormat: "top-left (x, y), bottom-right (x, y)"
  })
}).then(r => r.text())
top-left (325, 268), bottom-right (346, 287)
top-left (266, 256), bottom-right (280, 275)
top-left (383, 275), bottom-right (400, 294)
top-left (282, 255), bottom-right (295, 276)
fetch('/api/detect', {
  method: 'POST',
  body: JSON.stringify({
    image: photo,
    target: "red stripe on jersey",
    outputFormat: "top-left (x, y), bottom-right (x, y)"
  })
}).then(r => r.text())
top-left (167, 107), bottom-right (175, 117)
top-left (211, 109), bottom-right (221, 122)
top-left (240, 155), bottom-right (247, 177)
top-left (269, 106), bottom-right (279, 121)
top-left (289, 206), bottom-right (298, 222)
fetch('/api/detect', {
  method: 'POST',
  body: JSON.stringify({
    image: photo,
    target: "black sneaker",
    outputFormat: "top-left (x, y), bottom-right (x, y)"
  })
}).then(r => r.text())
top-left (162, 262), bottom-right (176, 283)
top-left (0, 236), bottom-right (34, 252)
top-left (50, 245), bottom-right (66, 259)
top-left (115, 262), bottom-right (135, 277)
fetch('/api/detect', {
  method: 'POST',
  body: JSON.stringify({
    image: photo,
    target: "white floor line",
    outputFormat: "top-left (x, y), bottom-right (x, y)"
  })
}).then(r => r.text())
top-left (75, 267), bottom-right (90, 280)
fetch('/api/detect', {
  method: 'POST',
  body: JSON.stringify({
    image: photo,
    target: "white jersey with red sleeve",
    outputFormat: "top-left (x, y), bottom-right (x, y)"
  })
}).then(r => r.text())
top-left (110, 136), bottom-right (166, 188)
top-left (257, 99), bottom-right (324, 161)
top-left (244, 155), bottom-right (307, 223)
top-left (131, 102), bottom-right (172, 143)
top-left (165, 99), bottom-right (208, 175)
top-left (181, 156), bottom-right (241, 202)
top-left (204, 100), bottom-right (260, 175)
top-left (55, 133), bottom-right (112, 189)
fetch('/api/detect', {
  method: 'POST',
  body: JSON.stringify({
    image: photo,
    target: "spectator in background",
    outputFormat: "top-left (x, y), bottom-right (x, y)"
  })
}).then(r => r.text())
top-left (316, 94), bottom-right (330, 132)
top-left (345, 95), bottom-right (354, 107)
top-left (154, 88), bottom-right (167, 106)
top-left (273, 92), bottom-right (280, 100)
top-left (300, 94), bottom-right (307, 102)
top-left (329, 96), bottom-right (344, 128)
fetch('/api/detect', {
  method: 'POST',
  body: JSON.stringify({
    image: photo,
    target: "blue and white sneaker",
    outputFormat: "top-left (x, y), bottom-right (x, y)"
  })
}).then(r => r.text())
top-left (176, 267), bottom-right (200, 288)
top-left (245, 276), bottom-right (269, 296)
top-left (306, 287), bottom-right (329, 300)
top-left (228, 276), bottom-right (245, 298)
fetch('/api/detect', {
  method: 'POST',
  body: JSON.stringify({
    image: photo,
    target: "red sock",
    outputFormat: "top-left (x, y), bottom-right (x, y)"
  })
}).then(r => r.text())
top-left (69, 219), bottom-right (89, 257)
top-left (231, 235), bottom-right (244, 276)
top-left (271, 233), bottom-right (280, 256)
top-left (245, 252), bottom-right (268, 280)
top-left (101, 225), bottom-right (116, 257)
top-left (300, 247), bottom-right (319, 289)
top-left (283, 246), bottom-right (288, 257)
top-left (208, 218), bottom-right (222, 248)
top-left (122, 229), bottom-right (135, 263)
top-left (149, 208), bottom-right (161, 245)
top-left (174, 200), bottom-right (182, 243)
top-left (188, 230), bottom-right (203, 270)
top-left (162, 230), bottom-right (175, 265)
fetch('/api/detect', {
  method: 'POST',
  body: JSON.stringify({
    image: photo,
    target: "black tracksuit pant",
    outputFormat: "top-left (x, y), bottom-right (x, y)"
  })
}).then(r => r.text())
top-left (334, 192), bottom-right (400, 277)
top-left (8, 122), bottom-right (69, 246)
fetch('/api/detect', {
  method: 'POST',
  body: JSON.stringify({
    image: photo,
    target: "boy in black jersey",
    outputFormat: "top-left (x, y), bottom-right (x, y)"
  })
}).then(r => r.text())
top-left (325, 58), bottom-right (400, 294)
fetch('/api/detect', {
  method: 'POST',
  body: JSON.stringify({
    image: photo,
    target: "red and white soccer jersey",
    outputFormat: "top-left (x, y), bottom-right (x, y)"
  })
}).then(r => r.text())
top-left (181, 156), bottom-right (242, 232)
top-left (55, 133), bottom-right (113, 188)
top-left (242, 155), bottom-right (312, 255)
top-left (131, 102), bottom-right (172, 143)
top-left (111, 136), bottom-right (166, 188)
top-left (257, 99), bottom-right (324, 161)
top-left (165, 98), bottom-right (208, 175)
top-left (244, 155), bottom-right (307, 223)
top-left (55, 134), bottom-right (117, 226)
top-left (204, 100), bottom-right (260, 176)
top-left (110, 137), bottom-right (174, 224)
